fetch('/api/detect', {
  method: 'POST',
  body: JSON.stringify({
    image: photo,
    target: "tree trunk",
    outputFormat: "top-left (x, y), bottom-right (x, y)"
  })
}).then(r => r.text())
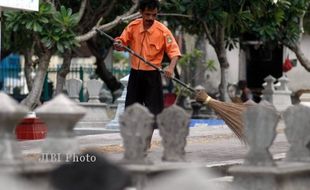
top-left (194, 35), bottom-right (207, 87)
top-left (286, 42), bottom-right (310, 72)
top-left (219, 67), bottom-right (230, 101)
top-left (54, 50), bottom-right (72, 96)
top-left (214, 27), bottom-right (230, 102)
top-left (23, 49), bottom-right (34, 92)
top-left (21, 51), bottom-right (52, 110)
top-left (216, 52), bottom-right (230, 102)
top-left (87, 39), bottom-right (122, 99)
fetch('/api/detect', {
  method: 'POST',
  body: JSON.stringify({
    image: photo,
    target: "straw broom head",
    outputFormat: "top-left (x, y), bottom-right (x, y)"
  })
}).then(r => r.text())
top-left (196, 90), bottom-right (247, 142)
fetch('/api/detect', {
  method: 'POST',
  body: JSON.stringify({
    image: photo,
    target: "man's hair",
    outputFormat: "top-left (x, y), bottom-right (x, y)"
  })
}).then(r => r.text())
top-left (139, 0), bottom-right (160, 11)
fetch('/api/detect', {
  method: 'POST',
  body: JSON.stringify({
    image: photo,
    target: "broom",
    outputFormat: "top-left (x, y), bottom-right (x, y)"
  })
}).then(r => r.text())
top-left (195, 91), bottom-right (247, 141)
top-left (96, 29), bottom-right (247, 141)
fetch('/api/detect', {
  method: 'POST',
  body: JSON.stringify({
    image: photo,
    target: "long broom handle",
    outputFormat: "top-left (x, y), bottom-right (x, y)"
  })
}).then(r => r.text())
top-left (95, 29), bottom-right (195, 93)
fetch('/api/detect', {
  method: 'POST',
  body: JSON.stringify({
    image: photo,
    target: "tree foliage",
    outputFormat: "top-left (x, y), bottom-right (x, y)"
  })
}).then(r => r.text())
top-left (245, 0), bottom-right (309, 45)
top-left (5, 2), bottom-right (79, 54)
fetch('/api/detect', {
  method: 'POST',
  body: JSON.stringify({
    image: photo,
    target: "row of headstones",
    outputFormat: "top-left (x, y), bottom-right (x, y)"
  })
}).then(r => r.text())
top-left (66, 78), bottom-right (103, 103)
top-left (66, 76), bottom-right (130, 133)
top-left (0, 91), bottom-right (188, 164)
top-left (261, 75), bottom-right (292, 111)
top-left (65, 76), bottom-right (127, 104)
top-left (2, 88), bottom-right (309, 167)
top-left (118, 100), bottom-right (310, 165)
top-left (230, 102), bottom-right (310, 190)
top-left (241, 102), bottom-right (310, 166)
top-left (120, 103), bottom-right (189, 163)
top-left (0, 92), bottom-right (136, 190)
top-left (119, 100), bottom-right (310, 190)
top-left (65, 77), bottom-right (122, 134)
top-left (2, 90), bottom-right (310, 189)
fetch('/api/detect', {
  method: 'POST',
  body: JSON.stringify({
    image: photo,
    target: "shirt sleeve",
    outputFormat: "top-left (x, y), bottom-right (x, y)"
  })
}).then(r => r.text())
top-left (115, 25), bottom-right (132, 46)
top-left (164, 30), bottom-right (181, 59)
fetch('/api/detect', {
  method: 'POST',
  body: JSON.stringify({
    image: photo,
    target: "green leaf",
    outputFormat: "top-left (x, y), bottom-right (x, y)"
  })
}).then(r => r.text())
top-left (25, 22), bottom-right (33, 30)
top-left (67, 8), bottom-right (73, 16)
top-left (57, 43), bottom-right (64, 53)
top-left (39, 17), bottom-right (49, 24)
top-left (33, 22), bottom-right (43, 32)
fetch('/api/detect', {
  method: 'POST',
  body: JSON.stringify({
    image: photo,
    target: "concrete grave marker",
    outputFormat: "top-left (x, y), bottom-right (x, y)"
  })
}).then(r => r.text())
top-left (283, 104), bottom-right (310, 162)
top-left (106, 75), bottom-right (129, 131)
top-left (35, 94), bottom-right (86, 160)
top-left (86, 79), bottom-right (102, 103)
top-left (262, 75), bottom-right (292, 111)
top-left (119, 103), bottom-right (154, 164)
top-left (65, 79), bottom-right (82, 102)
top-left (157, 105), bottom-right (190, 162)
top-left (243, 103), bottom-right (280, 166)
top-left (0, 93), bottom-right (28, 163)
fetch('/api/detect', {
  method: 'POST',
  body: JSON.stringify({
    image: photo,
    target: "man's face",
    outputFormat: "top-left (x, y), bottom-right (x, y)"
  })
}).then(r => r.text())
top-left (140, 8), bottom-right (158, 29)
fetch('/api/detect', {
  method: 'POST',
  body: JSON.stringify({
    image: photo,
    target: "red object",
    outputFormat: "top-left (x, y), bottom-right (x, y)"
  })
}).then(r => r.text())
top-left (283, 57), bottom-right (293, 72)
top-left (164, 93), bottom-right (177, 107)
top-left (15, 117), bottom-right (47, 140)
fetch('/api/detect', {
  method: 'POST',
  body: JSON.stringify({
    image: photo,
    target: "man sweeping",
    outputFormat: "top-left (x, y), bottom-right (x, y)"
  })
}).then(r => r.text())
top-left (114, 0), bottom-right (182, 147)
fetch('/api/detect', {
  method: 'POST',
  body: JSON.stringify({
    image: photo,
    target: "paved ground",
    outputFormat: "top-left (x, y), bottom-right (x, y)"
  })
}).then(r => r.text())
top-left (77, 121), bottom-right (289, 167)
top-left (18, 119), bottom-right (289, 172)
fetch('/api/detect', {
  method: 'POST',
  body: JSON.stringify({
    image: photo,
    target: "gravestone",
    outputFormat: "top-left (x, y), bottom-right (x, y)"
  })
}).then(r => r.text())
top-left (261, 75), bottom-right (276, 103)
top-left (262, 75), bottom-right (292, 111)
top-left (273, 76), bottom-right (292, 111)
top-left (74, 79), bottom-right (110, 135)
top-left (119, 103), bottom-right (154, 164)
top-left (191, 85), bottom-right (205, 119)
top-left (35, 94), bottom-right (86, 161)
top-left (0, 93), bottom-right (28, 164)
top-left (65, 79), bottom-right (82, 102)
top-left (106, 75), bottom-right (129, 131)
top-left (243, 104), bottom-right (280, 166)
top-left (157, 105), bottom-right (190, 162)
top-left (86, 79), bottom-right (102, 103)
top-left (230, 103), bottom-right (310, 190)
top-left (283, 104), bottom-right (310, 162)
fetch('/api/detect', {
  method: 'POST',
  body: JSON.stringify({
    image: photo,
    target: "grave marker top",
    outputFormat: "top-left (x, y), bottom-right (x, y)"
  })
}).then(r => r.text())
top-left (243, 103), bottom-right (280, 166)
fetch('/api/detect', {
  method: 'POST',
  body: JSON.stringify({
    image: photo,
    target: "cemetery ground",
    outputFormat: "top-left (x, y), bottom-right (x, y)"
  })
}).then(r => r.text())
top-left (19, 120), bottom-right (288, 165)
top-left (18, 121), bottom-right (289, 189)
top-left (75, 121), bottom-right (288, 170)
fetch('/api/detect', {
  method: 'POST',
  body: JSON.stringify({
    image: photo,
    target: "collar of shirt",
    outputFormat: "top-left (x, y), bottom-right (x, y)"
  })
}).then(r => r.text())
top-left (139, 20), bottom-right (157, 34)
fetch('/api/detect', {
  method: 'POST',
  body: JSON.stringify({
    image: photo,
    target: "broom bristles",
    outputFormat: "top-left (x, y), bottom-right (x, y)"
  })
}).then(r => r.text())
top-left (195, 90), bottom-right (254, 142)
top-left (208, 99), bottom-right (248, 142)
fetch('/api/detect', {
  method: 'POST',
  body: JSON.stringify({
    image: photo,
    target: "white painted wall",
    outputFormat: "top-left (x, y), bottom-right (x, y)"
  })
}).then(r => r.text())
top-left (285, 35), bottom-right (310, 92)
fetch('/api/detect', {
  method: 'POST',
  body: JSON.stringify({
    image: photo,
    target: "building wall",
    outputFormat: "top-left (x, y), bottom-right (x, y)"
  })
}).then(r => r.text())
top-left (204, 42), bottom-right (240, 94)
top-left (285, 35), bottom-right (310, 92)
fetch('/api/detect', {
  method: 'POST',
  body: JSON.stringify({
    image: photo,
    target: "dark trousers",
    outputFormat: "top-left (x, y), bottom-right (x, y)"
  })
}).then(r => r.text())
top-left (125, 69), bottom-right (164, 115)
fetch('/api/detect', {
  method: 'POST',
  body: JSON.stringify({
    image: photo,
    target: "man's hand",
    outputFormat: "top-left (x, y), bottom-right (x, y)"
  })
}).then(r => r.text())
top-left (164, 56), bottom-right (179, 78)
top-left (113, 40), bottom-right (124, 51)
top-left (164, 66), bottom-right (174, 78)
top-left (195, 90), bottom-right (208, 103)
